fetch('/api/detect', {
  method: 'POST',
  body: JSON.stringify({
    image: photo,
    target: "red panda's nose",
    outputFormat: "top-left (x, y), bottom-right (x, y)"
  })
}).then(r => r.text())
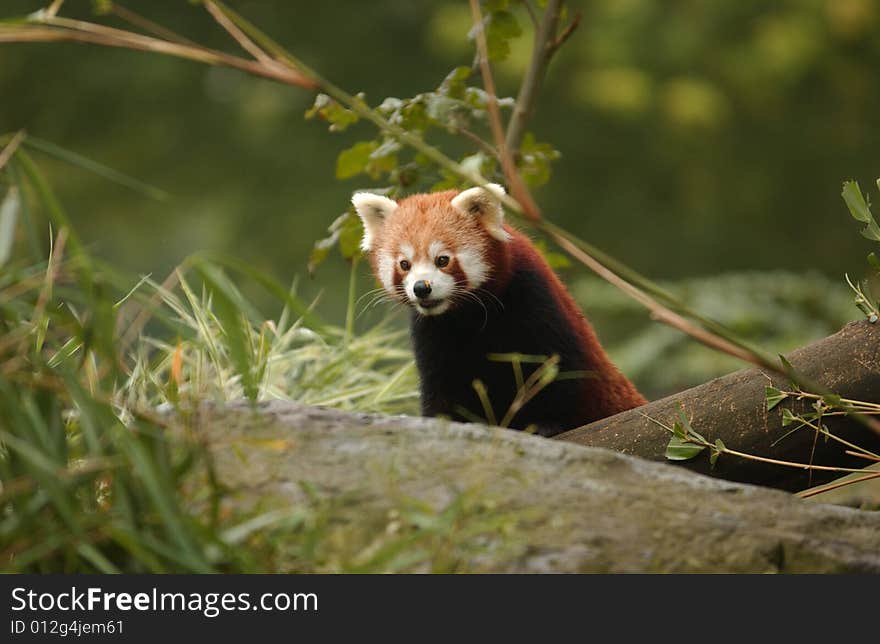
top-left (413, 280), bottom-right (432, 299)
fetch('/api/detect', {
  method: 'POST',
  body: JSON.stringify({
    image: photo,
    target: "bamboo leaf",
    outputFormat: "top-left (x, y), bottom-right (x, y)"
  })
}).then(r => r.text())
top-left (842, 180), bottom-right (880, 242)
top-left (23, 136), bottom-right (168, 200)
top-left (195, 262), bottom-right (260, 402)
top-left (0, 185), bottom-right (19, 266)
top-left (665, 435), bottom-right (706, 461)
top-left (764, 386), bottom-right (788, 411)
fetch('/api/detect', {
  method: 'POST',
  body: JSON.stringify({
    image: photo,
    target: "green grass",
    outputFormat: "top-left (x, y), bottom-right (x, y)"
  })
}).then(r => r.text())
top-left (2, 147), bottom-right (532, 573)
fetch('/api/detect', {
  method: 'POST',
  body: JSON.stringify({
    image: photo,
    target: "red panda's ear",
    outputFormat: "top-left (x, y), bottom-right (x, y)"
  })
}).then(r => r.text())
top-left (450, 183), bottom-right (511, 242)
top-left (352, 192), bottom-right (398, 252)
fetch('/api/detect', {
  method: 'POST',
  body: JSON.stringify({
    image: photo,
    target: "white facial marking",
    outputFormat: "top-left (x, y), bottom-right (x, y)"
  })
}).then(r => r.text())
top-left (400, 243), bottom-right (414, 261)
top-left (377, 251), bottom-right (394, 292)
top-left (428, 241), bottom-right (446, 259)
top-left (456, 247), bottom-right (489, 288)
top-left (403, 258), bottom-right (455, 316)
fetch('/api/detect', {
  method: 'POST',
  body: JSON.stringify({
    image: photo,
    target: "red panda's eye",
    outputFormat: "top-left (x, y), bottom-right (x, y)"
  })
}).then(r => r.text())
top-left (399, 260), bottom-right (411, 271)
top-left (435, 255), bottom-right (450, 268)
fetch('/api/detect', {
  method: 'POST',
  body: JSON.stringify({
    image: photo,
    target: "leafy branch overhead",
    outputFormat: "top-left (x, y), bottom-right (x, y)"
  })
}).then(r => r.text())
top-left (841, 179), bottom-right (880, 322)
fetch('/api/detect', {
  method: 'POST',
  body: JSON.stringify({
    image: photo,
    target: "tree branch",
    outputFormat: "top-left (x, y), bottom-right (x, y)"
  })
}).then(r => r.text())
top-left (505, 0), bottom-right (565, 154)
top-left (467, 0), bottom-right (542, 221)
top-left (556, 321), bottom-right (880, 491)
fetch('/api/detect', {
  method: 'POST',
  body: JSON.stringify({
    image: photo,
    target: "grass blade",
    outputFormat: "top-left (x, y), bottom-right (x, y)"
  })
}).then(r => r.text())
top-left (23, 135), bottom-right (169, 201)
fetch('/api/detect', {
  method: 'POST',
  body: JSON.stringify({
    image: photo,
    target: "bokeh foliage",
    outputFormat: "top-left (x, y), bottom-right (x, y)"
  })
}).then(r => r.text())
top-left (2, 1), bottom-right (878, 304)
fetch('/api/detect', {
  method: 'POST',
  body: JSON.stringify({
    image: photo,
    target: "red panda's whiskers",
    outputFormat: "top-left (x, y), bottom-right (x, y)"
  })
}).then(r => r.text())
top-left (357, 292), bottom-right (396, 318)
top-left (452, 286), bottom-right (489, 329)
top-left (356, 287), bottom-right (388, 307)
top-left (474, 287), bottom-right (505, 312)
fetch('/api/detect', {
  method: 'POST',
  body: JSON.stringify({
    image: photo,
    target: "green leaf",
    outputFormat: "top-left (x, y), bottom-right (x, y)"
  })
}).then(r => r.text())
top-left (425, 94), bottom-right (459, 124)
top-left (309, 211), bottom-right (365, 274)
top-left (481, 10), bottom-right (522, 62)
top-left (842, 180), bottom-right (880, 242)
top-left (821, 394), bottom-right (841, 408)
top-left (195, 263), bottom-right (259, 402)
top-left (371, 138), bottom-right (402, 160)
top-left (438, 66), bottom-right (472, 99)
top-left (337, 212), bottom-right (364, 260)
top-left (336, 141), bottom-right (378, 179)
top-left (868, 252), bottom-right (880, 272)
top-left (305, 93), bottom-right (359, 132)
top-left (0, 185), bottom-right (19, 267)
top-left (764, 386), bottom-right (788, 411)
top-left (781, 408), bottom-right (797, 427)
top-left (676, 407), bottom-right (707, 443)
top-left (710, 438), bottom-right (726, 467)
top-left (518, 133), bottom-right (561, 187)
top-left (777, 354), bottom-right (797, 378)
top-left (459, 152), bottom-right (492, 177)
top-left (665, 435), bottom-right (706, 461)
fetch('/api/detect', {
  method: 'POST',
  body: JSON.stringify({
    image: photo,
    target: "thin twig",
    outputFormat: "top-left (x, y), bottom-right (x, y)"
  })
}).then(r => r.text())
top-left (44, 0), bottom-right (65, 18)
top-left (468, 0), bottom-right (542, 221)
top-left (454, 126), bottom-right (499, 159)
top-left (506, 0), bottom-right (564, 154)
top-left (0, 22), bottom-right (315, 89)
top-left (520, 0), bottom-right (539, 28)
top-left (797, 471), bottom-right (880, 499)
top-left (204, 0), bottom-right (275, 66)
top-left (646, 413), bottom-right (874, 475)
top-left (548, 227), bottom-right (761, 363)
top-left (110, 4), bottom-right (199, 47)
top-left (551, 11), bottom-right (581, 51)
top-left (0, 129), bottom-right (26, 171)
top-left (845, 450), bottom-right (880, 462)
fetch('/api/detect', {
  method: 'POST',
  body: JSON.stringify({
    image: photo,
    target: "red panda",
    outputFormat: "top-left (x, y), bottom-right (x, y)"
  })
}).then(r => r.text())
top-left (353, 184), bottom-right (646, 436)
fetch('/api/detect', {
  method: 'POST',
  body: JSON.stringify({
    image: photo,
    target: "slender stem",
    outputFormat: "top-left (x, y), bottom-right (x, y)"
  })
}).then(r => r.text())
top-left (845, 450), bottom-right (880, 461)
top-left (468, 0), bottom-right (542, 221)
top-left (782, 390), bottom-right (880, 412)
top-left (2, 20), bottom-right (315, 89)
top-left (520, 0), bottom-right (539, 28)
top-left (552, 11), bottom-right (581, 51)
top-left (44, 0), bottom-right (65, 18)
top-left (0, 129), bottom-right (25, 171)
top-left (505, 0), bottom-right (563, 154)
top-left (110, 4), bottom-right (198, 47)
top-left (796, 471), bottom-right (880, 499)
top-left (645, 412), bottom-right (874, 475)
top-left (790, 415), bottom-right (880, 460)
top-left (720, 446), bottom-right (870, 474)
top-left (204, 0), bottom-right (274, 65)
top-left (548, 226), bottom-right (761, 363)
top-left (344, 255), bottom-right (359, 346)
top-left (454, 126), bottom-right (499, 159)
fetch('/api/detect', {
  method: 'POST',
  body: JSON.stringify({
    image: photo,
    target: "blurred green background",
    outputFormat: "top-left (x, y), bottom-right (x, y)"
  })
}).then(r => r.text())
top-left (3, 0), bottom-right (878, 397)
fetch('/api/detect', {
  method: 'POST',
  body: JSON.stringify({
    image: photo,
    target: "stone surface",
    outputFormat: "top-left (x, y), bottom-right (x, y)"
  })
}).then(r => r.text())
top-left (200, 401), bottom-right (880, 573)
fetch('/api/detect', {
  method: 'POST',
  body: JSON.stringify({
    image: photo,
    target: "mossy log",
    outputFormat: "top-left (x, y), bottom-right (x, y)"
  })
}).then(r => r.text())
top-left (202, 401), bottom-right (880, 572)
top-left (556, 321), bottom-right (880, 491)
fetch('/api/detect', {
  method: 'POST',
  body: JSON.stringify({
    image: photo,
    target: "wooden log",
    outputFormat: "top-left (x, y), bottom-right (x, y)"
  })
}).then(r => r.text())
top-left (554, 320), bottom-right (880, 491)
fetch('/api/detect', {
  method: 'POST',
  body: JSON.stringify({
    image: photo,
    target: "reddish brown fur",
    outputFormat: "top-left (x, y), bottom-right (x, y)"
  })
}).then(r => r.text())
top-left (504, 227), bottom-right (647, 420)
top-left (367, 189), bottom-right (646, 431)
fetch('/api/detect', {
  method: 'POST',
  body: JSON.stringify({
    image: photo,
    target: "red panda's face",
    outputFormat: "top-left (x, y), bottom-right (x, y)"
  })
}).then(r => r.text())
top-left (353, 185), bottom-right (510, 316)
